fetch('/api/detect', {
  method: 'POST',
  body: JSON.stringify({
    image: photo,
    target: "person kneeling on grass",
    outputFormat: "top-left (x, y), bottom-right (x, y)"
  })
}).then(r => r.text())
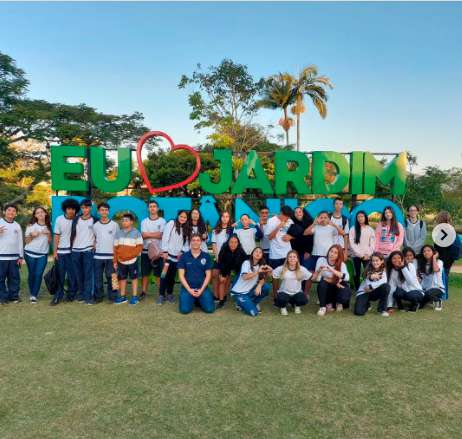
top-left (272, 250), bottom-right (312, 316)
top-left (418, 245), bottom-right (444, 311)
top-left (113, 213), bottom-right (143, 305)
top-left (314, 244), bottom-right (352, 316)
top-left (177, 233), bottom-right (215, 314)
top-left (230, 247), bottom-right (271, 317)
top-left (354, 252), bottom-right (390, 317)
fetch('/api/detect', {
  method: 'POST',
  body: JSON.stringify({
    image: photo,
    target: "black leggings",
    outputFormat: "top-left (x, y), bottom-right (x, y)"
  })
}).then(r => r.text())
top-left (354, 284), bottom-right (390, 315)
top-left (352, 257), bottom-right (368, 290)
top-left (421, 288), bottom-right (444, 307)
top-left (317, 280), bottom-right (352, 308)
top-left (159, 261), bottom-right (177, 296)
top-left (274, 291), bottom-right (308, 308)
top-left (393, 287), bottom-right (424, 309)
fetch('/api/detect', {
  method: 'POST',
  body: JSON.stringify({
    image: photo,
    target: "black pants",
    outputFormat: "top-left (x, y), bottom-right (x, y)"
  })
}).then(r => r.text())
top-left (317, 280), bottom-right (352, 308)
top-left (393, 287), bottom-right (425, 309)
top-left (274, 291), bottom-right (308, 308)
top-left (421, 288), bottom-right (443, 308)
top-left (352, 257), bottom-right (368, 290)
top-left (354, 284), bottom-right (390, 315)
top-left (159, 261), bottom-right (177, 296)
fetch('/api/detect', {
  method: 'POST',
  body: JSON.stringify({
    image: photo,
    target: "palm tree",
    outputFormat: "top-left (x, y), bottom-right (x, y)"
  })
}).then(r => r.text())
top-left (290, 66), bottom-right (333, 151)
top-left (258, 73), bottom-right (295, 147)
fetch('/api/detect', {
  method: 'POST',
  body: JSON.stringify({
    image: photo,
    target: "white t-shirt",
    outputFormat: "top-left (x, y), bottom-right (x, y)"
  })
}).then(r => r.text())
top-left (72, 217), bottom-right (95, 252)
top-left (24, 223), bottom-right (50, 258)
top-left (420, 259), bottom-right (445, 292)
top-left (0, 218), bottom-right (23, 260)
top-left (272, 265), bottom-right (312, 295)
top-left (265, 215), bottom-right (294, 260)
top-left (330, 215), bottom-right (349, 248)
top-left (357, 271), bottom-right (387, 296)
top-left (211, 228), bottom-right (230, 256)
top-left (93, 220), bottom-right (119, 259)
top-left (231, 260), bottom-right (260, 293)
top-left (312, 224), bottom-right (338, 256)
top-left (141, 216), bottom-right (166, 253)
top-left (54, 215), bottom-right (73, 254)
top-left (233, 227), bottom-right (258, 255)
top-left (315, 257), bottom-right (350, 282)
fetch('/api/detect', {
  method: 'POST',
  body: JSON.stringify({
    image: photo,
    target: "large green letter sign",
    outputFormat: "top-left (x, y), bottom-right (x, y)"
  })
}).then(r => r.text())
top-left (232, 150), bottom-right (273, 195)
top-left (90, 147), bottom-right (131, 193)
top-left (363, 152), bottom-right (407, 195)
top-left (311, 151), bottom-right (350, 194)
top-left (274, 151), bottom-right (310, 195)
top-left (199, 149), bottom-right (233, 194)
top-left (51, 145), bottom-right (87, 191)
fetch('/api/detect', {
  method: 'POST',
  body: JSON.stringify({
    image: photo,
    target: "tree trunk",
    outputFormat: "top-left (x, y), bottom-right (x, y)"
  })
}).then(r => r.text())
top-left (296, 112), bottom-right (301, 151)
top-left (283, 107), bottom-right (289, 147)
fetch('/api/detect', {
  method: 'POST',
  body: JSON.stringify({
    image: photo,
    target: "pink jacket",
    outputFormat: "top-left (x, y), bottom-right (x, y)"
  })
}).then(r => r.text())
top-left (374, 222), bottom-right (404, 256)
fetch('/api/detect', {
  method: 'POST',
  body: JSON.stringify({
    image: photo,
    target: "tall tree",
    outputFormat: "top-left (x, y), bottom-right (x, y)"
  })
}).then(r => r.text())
top-left (290, 65), bottom-right (333, 151)
top-left (258, 73), bottom-right (295, 147)
top-left (178, 59), bottom-right (265, 152)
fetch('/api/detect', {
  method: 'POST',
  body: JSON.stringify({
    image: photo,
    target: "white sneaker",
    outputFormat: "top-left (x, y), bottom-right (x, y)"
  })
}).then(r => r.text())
top-left (30, 296), bottom-right (37, 303)
top-left (256, 304), bottom-right (261, 313)
top-left (280, 307), bottom-right (288, 316)
top-left (434, 300), bottom-right (443, 311)
top-left (294, 306), bottom-right (302, 314)
top-left (381, 311), bottom-right (390, 317)
top-left (317, 307), bottom-right (326, 316)
top-left (336, 304), bottom-right (343, 312)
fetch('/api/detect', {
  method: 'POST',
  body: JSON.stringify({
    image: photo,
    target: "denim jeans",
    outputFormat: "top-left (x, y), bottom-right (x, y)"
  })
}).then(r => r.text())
top-left (94, 258), bottom-right (116, 301)
top-left (55, 253), bottom-right (78, 302)
top-left (24, 254), bottom-right (47, 298)
top-left (179, 286), bottom-right (215, 314)
top-left (0, 259), bottom-right (20, 302)
top-left (231, 284), bottom-right (270, 317)
top-left (71, 251), bottom-right (94, 303)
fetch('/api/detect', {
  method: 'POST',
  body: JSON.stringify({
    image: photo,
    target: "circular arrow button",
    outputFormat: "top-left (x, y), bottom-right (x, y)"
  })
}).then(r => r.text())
top-left (432, 223), bottom-right (456, 248)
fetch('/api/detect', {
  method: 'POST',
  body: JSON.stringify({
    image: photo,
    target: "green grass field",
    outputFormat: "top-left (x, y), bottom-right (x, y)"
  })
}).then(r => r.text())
top-left (1, 267), bottom-right (461, 439)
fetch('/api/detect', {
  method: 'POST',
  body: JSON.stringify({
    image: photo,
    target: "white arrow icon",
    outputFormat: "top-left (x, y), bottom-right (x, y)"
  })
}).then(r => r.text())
top-left (432, 223), bottom-right (456, 248)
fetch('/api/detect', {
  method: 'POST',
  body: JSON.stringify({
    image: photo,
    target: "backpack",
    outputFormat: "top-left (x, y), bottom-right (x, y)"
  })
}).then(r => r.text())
top-left (147, 240), bottom-right (162, 261)
top-left (405, 219), bottom-right (424, 230)
top-left (44, 261), bottom-right (59, 295)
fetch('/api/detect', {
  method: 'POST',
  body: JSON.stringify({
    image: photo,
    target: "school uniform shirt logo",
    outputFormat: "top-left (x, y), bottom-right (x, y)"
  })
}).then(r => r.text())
top-left (14, 229), bottom-right (18, 234)
top-left (108, 230), bottom-right (113, 234)
top-left (201, 258), bottom-right (206, 265)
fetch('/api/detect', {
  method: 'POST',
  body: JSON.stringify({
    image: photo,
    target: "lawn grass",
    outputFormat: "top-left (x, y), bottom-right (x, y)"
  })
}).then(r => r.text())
top-left (0, 267), bottom-right (461, 438)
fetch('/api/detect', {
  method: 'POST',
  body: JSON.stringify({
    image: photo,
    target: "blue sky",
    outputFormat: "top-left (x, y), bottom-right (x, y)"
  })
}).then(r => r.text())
top-left (1, 2), bottom-right (461, 170)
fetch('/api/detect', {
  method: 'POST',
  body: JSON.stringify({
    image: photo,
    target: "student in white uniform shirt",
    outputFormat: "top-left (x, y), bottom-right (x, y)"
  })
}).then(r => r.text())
top-left (158, 210), bottom-right (188, 305)
top-left (272, 250), bottom-right (312, 315)
top-left (211, 210), bottom-right (233, 303)
top-left (353, 252), bottom-right (390, 317)
top-left (93, 202), bottom-right (119, 302)
top-left (70, 199), bottom-right (96, 305)
top-left (184, 208), bottom-right (209, 253)
top-left (51, 198), bottom-right (80, 305)
top-left (140, 200), bottom-right (166, 300)
top-left (313, 244), bottom-right (352, 316)
top-left (387, 250), bottom-right (424, 312)
top-left (24, 207), bottom-right (52, 303)
top-left (0, 204), bottom-right (24, 304)
top-left (403, 247), bottom-right (418, 270)
top-left (330, 197), bottom-right (350, 260)
top-left (417, 245), bottom-right (445, 311)
top-left (233, 214), bottom-right (263, 255)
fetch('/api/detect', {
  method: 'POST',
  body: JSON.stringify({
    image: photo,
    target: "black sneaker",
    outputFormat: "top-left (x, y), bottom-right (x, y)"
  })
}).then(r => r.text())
top-left (433, 299), bottom-right (443, 311)
top-left (50, 299), bottom-right (60, 306)
top-left (0, 300), bottom-right (8, 305)
top-left (11, 298), bottom-right (21, 303)
top-left (139, 292), bottom-right (146, 301)
top-left (409, 303), bottom-right (420, 313)
top-left (216, 300), bottom-right (226, 309)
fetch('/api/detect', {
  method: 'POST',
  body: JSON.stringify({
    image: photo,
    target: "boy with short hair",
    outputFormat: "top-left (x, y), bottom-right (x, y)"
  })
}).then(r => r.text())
top-left (330, 197), bottom-right (350, 260)
top-left (140, 200), bottom-right (166, 300)
top-left (93, 202), bottom-right (119, 302)
top-left (259, 207), bottom-right (270, 260)
top-left (113, 213), bottom-right (143, 305)
top-left (0, 204), bottom-right (24, 304)
top-left (71, 199), bottom-right (96, 305)
top-left (51, 198), bottom-right (80, 305)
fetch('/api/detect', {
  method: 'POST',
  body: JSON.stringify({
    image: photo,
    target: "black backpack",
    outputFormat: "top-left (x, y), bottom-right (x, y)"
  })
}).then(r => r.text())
top-left (405, 219), bottom-right (424, 230)
top-left (44, 261), bottom-right (60, 295)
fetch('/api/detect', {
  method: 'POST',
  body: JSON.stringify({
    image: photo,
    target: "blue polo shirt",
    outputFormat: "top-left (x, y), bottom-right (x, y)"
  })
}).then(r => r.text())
top-left (177, 250), bottom-right (212, 289)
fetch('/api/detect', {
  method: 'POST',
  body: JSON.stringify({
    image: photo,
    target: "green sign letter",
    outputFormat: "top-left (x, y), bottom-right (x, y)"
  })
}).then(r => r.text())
top-left (91, 147), bottom-right (132, 193)
top-left (232, 150), bottom-right (273, 195)
top-left (274, 151), bottom-right (310, 195)
top-left (199, 149), bottom-right (233, 194)
top-left (312, 151), bottom-right (350, 194)
top-left (363, 152), bottom-right (407, 195)
top-left (51, 145), bottom-right (87, 191)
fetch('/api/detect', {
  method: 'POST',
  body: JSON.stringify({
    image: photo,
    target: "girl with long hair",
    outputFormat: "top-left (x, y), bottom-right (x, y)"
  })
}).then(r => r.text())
top-left (418, 245), bottom-right (445, 311)
top-left (354, 252), bottom-right (390, 317)
top-left (349, 210), bottom-right (375, 289)
top-left (272, 250), bottom-right (312, 315)
top-left (230, 247), bottom-right (271, 317)
top-left (374, 206), bottom-right (404, 258)
top-left (291, 207), bottom-right (314, 265)
top-left (387, 250), bottom-right (424, 312)
top-left (313, 244), bottom-right (352, 316)
top-left (158, 210), bottom-right (188, 304)
top-left (184, 208), bottom-right (209, 252)
top-left (24, 207), bottom-right (52, 303)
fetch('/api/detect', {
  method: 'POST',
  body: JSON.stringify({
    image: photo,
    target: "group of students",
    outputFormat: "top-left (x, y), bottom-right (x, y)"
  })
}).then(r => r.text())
top-left (0, 197), bottom-right (459, 318)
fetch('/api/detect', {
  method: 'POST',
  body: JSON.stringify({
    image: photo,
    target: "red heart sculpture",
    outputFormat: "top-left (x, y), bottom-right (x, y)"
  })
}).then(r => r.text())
top-left (136, 131), bottom-right (202, 194)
